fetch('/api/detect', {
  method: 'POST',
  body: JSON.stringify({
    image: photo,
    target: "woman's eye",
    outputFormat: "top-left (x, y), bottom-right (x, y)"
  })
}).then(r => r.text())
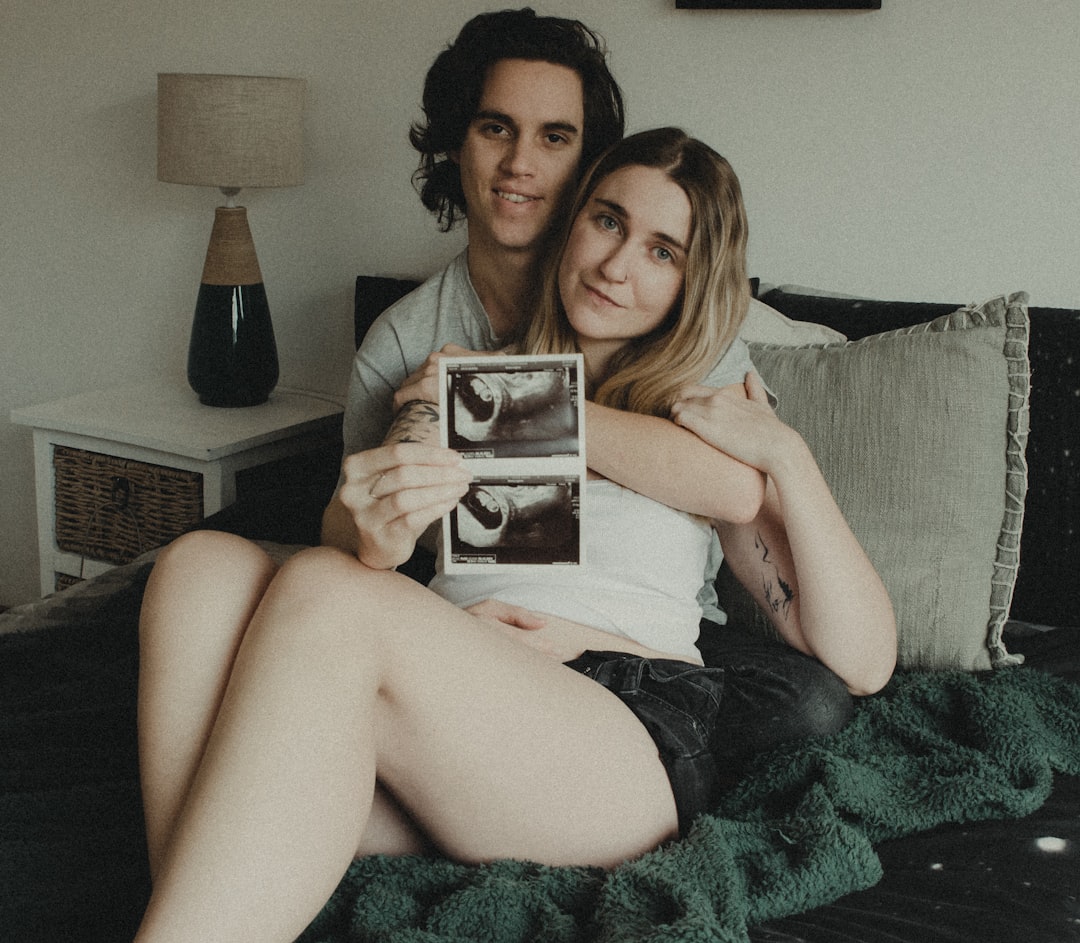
top-left (654, 246), bottom-right (673, 262)
top-left (597, 214), bottom-right (619, 232)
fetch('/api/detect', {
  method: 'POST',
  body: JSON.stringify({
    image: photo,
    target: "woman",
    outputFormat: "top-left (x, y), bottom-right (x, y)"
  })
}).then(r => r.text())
top-left (134, 128), bottom-right (895, 942)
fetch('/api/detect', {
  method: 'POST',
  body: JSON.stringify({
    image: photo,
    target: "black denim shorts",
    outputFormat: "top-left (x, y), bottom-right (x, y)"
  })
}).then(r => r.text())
top-left (563, 649), bottom-right (726, 836)
top-left (564, 633), bottom-right (854, 836)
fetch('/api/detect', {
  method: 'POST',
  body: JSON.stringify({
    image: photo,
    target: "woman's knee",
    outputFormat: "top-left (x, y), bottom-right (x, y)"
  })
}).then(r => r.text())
top-left (269, 545), bottom-right (368, 600)
top-left (139, 532), bottom-right (282, 674)
top-left (258, 546), bottom-right (404, 637)
top-left (151, 530), bottom-right (276, 586)
top-left (141, 532), bottom-right (278, 640)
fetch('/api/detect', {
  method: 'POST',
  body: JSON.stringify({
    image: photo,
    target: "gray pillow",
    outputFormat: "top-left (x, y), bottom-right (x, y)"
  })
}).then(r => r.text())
top-left (723, 293), bottom-right (1030, 671)
top-left (739, 297), bottom-right (847, 347)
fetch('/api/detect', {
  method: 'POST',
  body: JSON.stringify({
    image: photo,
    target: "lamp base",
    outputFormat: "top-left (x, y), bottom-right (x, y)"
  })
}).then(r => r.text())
top-left (187, 206), bottom-right (280, 408)
top-left (188, 282), bottom-right (279, 407)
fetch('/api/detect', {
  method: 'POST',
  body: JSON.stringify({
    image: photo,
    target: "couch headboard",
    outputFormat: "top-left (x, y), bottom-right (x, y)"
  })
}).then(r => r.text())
top-left (354, 276), bottom-right (420, 350)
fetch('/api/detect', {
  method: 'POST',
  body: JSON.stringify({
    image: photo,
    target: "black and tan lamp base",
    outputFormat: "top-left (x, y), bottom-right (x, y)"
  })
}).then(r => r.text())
top-left (187, 205), bottom-right (279, 407)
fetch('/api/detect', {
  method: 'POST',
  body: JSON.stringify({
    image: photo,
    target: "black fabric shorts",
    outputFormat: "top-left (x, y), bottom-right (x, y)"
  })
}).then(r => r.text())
top-left (564, 627), bottom-right (854, 835)
top-left (563, 650), bottom-right (726, 835)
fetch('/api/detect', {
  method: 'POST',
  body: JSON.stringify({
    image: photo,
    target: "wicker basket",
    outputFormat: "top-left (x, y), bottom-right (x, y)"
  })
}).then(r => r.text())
top-left (54, 572), bottom-right (82, 592)
top-left (53, 446), bottom-right (204, 565)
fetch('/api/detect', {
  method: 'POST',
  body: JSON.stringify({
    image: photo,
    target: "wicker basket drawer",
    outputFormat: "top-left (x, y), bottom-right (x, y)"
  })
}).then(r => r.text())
top-left (53, 445), bottom-right (204, 565)
top-left (54, 572), bottom-right (82, 593)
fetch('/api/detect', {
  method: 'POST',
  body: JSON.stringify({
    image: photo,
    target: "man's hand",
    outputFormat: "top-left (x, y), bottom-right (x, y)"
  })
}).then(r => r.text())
top-left (393, 344), bottom-right (495, 414)
top-left (338, 442), bottom-right (471, 570)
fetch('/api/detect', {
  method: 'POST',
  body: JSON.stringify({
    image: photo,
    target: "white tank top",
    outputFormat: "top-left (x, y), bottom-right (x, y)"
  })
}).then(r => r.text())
top-left (428, 479), bottom-right (714, 661)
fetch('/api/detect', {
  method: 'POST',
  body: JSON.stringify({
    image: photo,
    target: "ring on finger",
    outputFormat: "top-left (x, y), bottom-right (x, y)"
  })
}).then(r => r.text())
top-left (369, 472), bottom-right (386, 497)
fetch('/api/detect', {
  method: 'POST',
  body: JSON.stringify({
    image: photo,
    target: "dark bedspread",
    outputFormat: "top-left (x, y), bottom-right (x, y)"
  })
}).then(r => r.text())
top-left (1, 561), bottom-right (153, 942)
top-left (2, 562), bottom-right (1078, 943)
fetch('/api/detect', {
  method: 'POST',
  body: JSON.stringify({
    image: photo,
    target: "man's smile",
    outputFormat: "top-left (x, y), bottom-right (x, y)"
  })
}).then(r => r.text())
top-left (496, 189), bottom-right (539, 204)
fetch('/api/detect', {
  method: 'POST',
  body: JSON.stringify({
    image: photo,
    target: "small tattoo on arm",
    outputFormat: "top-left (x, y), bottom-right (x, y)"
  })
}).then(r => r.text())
top-left (756, 532), bottom-right (795, 620)
top-left (386, 400), bottom-right (440, 444)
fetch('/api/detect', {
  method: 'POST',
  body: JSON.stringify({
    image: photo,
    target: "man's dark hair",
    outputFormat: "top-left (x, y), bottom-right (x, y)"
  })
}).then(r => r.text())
top-left (409, 7), bottom-right (625, 231)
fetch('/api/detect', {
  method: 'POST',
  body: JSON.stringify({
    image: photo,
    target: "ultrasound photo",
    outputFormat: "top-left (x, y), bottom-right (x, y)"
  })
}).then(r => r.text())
top-left (445, 357), bottom-right (581, 458)
top-left (448, 477), bottom-right (581, 566)
top-left (440, 354), bottom-right (586, 570)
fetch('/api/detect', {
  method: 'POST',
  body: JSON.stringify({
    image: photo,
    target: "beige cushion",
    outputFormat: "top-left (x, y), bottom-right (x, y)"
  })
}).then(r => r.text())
top-left (722, 293), bottom-right (1030, 671)
top-left (740, 298), bottom-right (847, 346)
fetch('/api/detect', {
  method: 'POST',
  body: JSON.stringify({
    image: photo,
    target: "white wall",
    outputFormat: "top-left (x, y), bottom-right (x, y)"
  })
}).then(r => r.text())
top-left (2, 0), bottom-right (1077, 606)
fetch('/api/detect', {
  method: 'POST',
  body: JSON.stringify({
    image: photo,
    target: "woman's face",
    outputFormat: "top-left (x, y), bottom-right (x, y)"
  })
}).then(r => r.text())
top-left (557, 164), bottom-right (692, 372)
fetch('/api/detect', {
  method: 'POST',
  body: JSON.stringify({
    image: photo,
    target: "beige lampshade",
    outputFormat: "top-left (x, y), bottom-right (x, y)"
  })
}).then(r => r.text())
top-left (157, 73), bottom-right (304, 189)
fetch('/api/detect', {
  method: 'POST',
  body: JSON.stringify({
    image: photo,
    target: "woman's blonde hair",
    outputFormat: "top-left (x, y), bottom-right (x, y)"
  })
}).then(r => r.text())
top-left (520, 127), bottom-right (750, 417)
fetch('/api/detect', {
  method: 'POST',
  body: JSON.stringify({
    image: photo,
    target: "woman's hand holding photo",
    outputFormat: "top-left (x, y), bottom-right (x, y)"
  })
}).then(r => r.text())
top-left (339, 442), bottom-right (471, 570)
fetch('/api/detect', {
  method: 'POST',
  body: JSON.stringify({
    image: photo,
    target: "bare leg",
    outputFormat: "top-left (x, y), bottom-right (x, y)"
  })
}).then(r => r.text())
top-left (138, 533), bottom-right (430, 881)
top-left (138, 532), bottom-right (277, 878)
top-left (135, 547), bottom-right (677, 943)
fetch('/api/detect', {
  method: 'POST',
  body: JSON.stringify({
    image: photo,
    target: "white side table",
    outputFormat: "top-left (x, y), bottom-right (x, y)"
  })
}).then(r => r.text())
top-left (12, 380), bottom-right (343, 595)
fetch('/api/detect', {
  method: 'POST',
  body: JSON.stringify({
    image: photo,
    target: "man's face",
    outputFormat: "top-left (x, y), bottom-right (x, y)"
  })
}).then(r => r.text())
top-left (454, 58), bottom-right (585, 257)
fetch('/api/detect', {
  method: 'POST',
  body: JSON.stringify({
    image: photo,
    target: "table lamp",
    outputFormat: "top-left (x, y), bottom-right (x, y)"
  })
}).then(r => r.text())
top-left (157, 73), bottom-right (304, 407)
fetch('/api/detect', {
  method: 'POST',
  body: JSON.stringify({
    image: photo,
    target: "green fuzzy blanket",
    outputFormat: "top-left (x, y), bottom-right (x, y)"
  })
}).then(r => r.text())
top-left (299, 668), bottom-right (1080, 943)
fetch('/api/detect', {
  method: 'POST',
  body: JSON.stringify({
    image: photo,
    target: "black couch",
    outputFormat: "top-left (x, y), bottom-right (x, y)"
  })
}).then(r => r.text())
top-left (1, 279), bottom-right (1077, 943)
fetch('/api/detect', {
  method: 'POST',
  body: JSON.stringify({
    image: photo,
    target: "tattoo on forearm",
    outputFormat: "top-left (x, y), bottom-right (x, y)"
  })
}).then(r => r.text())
top-left (386, 400), bottom-right (440, 444)
top-left (756, 532), bottom-right (795, 620)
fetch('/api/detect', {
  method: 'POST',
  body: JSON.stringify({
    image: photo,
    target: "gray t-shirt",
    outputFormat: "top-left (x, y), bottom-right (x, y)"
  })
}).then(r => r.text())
top-left (343, 252), bottom-right (495, 458)
top-left (341, 249), bottom-right (757, 623)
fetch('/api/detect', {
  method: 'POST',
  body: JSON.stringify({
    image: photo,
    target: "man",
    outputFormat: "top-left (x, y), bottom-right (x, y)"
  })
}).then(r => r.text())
top-left (322, 7), bottom-right (763, 570)
top-left (331, 9), bottom-right (624, 477)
